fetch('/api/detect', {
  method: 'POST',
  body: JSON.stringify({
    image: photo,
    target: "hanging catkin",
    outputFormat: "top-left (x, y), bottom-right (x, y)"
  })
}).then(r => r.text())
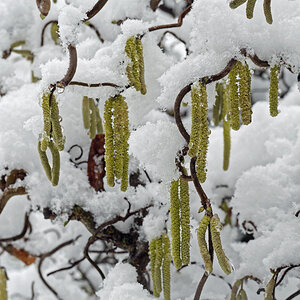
top-left (50, 94), bottom-right (65, 151)
top-left (125, 36), bottom-right (147, 94)
top-left (48, 141), bottom-right (60, 186)
top-left (89, 98), bottom-right (97, 139)
top-left (104, 97), bottom-right (115, 187)
top-left (95, 105), bottom-right (103, 134)
top-left (222, 84), bottom-right (231, 171)
top-left (82, 96), bottom-right (90, 130)
top-left (38, 141), bottom-right (52, 181)
top-left (136, 38), bottom-right (147, 95)
top-left (179, 175), bottom-right (190, 265)
top-left (41, 92), bottom-right (51, 151)
top-left (239, 62), bottom-right (252, 125)
top-left (230, 279), bottom-right (243, 300)
top-left (229, 0), bottom-right (247, 9)
top-left (0, 268), bottom-right (7, 300)
top-left (154, 237), bottom-right (163, 294)
top-left (246, 0), bottom-right (257, 19)
top-left (112, 96), bottom-right (124, 179)
top-left (162, 234), bottom-right (171, 300)
top-left (170, 180), bottom-right (182, 269)
top-left (197, 215), bottom-right (213, 274)
top-left (269, 65), bottom-right (280, 117)
top-left (213, 83), bottom-right (224, 126)
top-left (263, 0), bottom-right (273, 24)
top-left (196, 82), bottom-right (209, 183)
top-left (229, 62), bottom-right (241, 131)
top-left (264, 275), bottom-right (276, 300)
top-left (237, 288), bottom-right (248, 300)
top-left (188, 84), bottom-right (201, 157)
top-left (210, 214), bottom-right (232, 275)
top-left (120, 97), bottom-right (130, 192)
top-left (149, 239), bottom-right (159, 297)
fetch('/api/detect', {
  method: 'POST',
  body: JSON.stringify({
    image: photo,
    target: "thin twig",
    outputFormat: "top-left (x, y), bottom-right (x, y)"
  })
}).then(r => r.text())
top-left (47, 257), bottom-right (85, 276)
top-left (286, 289), bottom-right (300, 300)
top-left (0, 214), bottom-right (30, 242)
top-left (148, 4), bottom-right (192, 32)
top-left (41, 20), bottom-right (58, 46)
top-left (38, 236), bottom-right (81, 299)
top-left (87, 23), bottom-right (104, 43)
top-left (69, 81), bottom-right (121, 88)
top-left (85, 0), bottom-right (109, 22)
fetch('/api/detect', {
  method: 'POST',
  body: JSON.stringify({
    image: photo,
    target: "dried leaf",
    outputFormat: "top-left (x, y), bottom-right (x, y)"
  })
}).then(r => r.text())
top-left (87, 134), bottom-right (105, 192)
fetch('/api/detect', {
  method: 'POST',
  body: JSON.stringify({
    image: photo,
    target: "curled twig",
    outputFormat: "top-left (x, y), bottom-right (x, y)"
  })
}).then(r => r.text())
top-left (0, 214), bottom-right (30, 242)
top-left (38, 236), bottom-right (81, 299)
top-left (148, 4), bottom-right (192, 32)
top-left (242, 220), bottom-right (257, 234)
top-left (41, 20), bottom-right (58, 46)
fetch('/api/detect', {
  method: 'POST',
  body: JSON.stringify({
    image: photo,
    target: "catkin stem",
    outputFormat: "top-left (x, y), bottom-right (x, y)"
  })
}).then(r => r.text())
top-left (170, 180), bottom-right (182, 269)
top-left (264, 275), bottom-right (276, 300)
top-left (0, 268), bottom-right (7, 300)
top-left (41, 92), bottom-right (51, 151)
top-left (38, 141), bottom-right (52, 181)
top-left (229, 0), bottom-right (247, 9)
top-left (95, 105), bottom-right (103, 134)
top-left (149, 239), bottom-right (159, 297)
top-left (49, 141), bottom-right (60, 186)
top-left (223, 120), bottom-right (231, 171)
top-left (154, 238), bottom-right (163, 294)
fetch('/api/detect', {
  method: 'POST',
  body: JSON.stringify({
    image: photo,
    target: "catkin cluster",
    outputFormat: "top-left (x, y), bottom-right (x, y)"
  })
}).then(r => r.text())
top-left (197, 213), bottom-right (232, 275)
top-left (149, 234), bottom-right (171, 300)
top-left (82, 96), bottom-right (103, 139)
top-left (103, 95), bottom-right (130, 191)
top-left (188, 82), bottom-right (210, 183)
top-left (125, 36), bottom-right (147, 95)
top-left (269, 65), bottom-right (280, 117)
top-left (170, 178), bottom-right (190, 270)
top-left (229, 0), bottom-right (273, 24)
top-left (38, 92), bottom-right (65, 186)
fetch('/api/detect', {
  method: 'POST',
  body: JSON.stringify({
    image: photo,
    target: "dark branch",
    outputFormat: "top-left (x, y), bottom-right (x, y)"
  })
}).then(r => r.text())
top-left (85, 0), bottom-right (109, 22)
top-left (69, 81), bottom-right (121, 88)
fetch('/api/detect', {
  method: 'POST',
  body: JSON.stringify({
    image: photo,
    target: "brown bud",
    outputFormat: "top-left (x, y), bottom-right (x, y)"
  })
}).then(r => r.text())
top-left (36, 0), bottom-right (51, 17)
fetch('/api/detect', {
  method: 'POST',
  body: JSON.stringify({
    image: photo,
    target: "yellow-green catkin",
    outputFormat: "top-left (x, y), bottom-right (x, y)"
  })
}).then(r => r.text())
top-left (264, 275), bottom-right (276, 300)
top-left (239, 62), bottom-right (252, 125)
top-left (230, 279), bottom-right (243, 300)
top-left (95, 105), bottom-right (103, 134)
top-left (38, 141), bottom-right (52, 181)
top-left (188, 84), bottom-right (201, 157)
top-left (112, 96), bottom-right (124, 180)
top-left (229, 0), bottom-right (247, 9)
top-left (180, 175), bottom-right (190, 265)
top-left (149, 239), bottom-right (159, 297)
top-left (120, 97), bottom-right (130, 192)
top-left (136, 38), bottom-right (147, 95)
top-left (213, 83), bottom-right (224, 126)
top-left (104, 98), bottom-right (115, 187)
top-left (263, 0), bottom-right (273, 24)
top-left (41, 92), bottom-right (51, 151)
top-left (229, 62), bottom-right (241, 131)
top-left (162, 234), bottom-right (171, 300)
top-left (154, 238), bottom-right (163, 294)
top-left (222, 84), bottom-right (231, 171)
top-left (197, 215), bottom-right (213, 274)
top-left (127, 36), bottom-right (141, 92)
top-left (82, 96), bottom-right (90, 130)
top-left (196, 82), bottom-right (209, 183)
top-left (0, 268), bottom-right (7, 300)
top-left (269, 65), bottom-right (280, 117)
top-left (50, 22), bottom-right (59, 44)
top-left (170, 180), bottom-right (182, 270)
top-left (89, 98), bottom-right (97, 139)
top-left (246, 0), bottom-right (257, 19)
top-left (49, 141), bottom-right (60, 186)
top-left (210, 214), bottom-right (232, 275)
top-left (50, 95), bottom-right (65, 151)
